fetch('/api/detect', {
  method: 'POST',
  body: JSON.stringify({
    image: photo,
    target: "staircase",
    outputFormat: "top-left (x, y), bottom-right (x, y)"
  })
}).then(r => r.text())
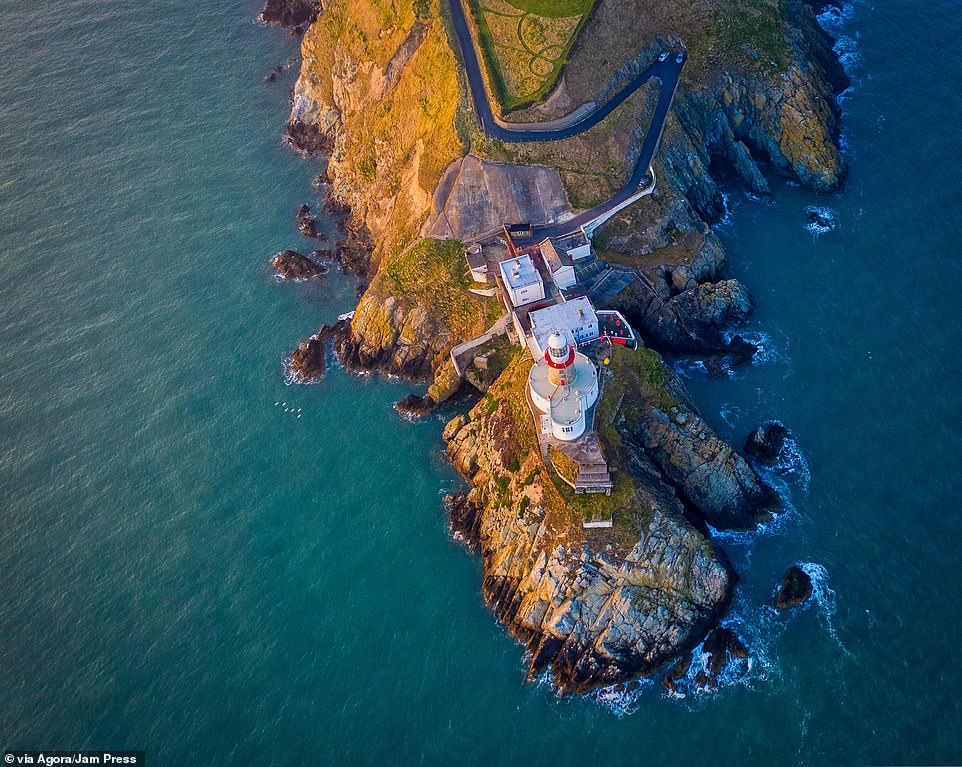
top-left (575, 462), bottom-right (613, 495)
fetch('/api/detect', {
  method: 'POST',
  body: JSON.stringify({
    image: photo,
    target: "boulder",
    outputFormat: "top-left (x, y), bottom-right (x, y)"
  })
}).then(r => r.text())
top-left (296, 203), bottom-right (326, 239)
top-left (394, 394), bottom-right (437, 418)
top-left (775, 566), bottom-right (813, 609)
top-left (271, 249), bottom-right (327, 280)
top-left (289, 336), bottom-right (325, 380)
top-left (745, 421), bottom-right (790, 465)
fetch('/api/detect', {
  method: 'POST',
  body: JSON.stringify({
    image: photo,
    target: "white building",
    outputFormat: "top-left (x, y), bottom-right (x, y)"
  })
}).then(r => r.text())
top-left (539, 238), bottom-right (576, 290)
top-left (527, 296), bottom-right (599, 357)
top-left (527, 332), bottom-right (599, 441)
top-left (498, 254), bottom-right (545, 308)
top-left (464, 243), bottom-right (488, 283)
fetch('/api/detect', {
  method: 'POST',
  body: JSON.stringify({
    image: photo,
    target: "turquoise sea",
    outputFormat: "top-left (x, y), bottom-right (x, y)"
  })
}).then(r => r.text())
top-left (1, 0), bottom-right (960, 763)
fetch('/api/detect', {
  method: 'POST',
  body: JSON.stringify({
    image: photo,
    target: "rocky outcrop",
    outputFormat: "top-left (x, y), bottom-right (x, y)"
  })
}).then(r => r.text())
top-left (334, 291), bottom-right (453, 379)
top-left (295, 203), bottom-right (326, 239)
top-left (271, 249), bottom-right (328, 280)
top-left (775, 565), bottom-right (813, 609)
top-left (444, 391), bottom-right (734, 692)
top-left (627, 405), bottom-right (779, 531)
top-left (611, 277), bottom-right (754, 360)
top-left (260, 0), bottom-right (322, 29)
top-left (289, 319), bottom-right (348, 382)
top-left (745, 421), bottom-right (790, 465)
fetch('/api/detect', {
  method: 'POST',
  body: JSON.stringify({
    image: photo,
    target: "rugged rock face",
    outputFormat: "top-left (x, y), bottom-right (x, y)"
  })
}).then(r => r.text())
top-left (271, 249), bottom-right (328, 281)
top-left (333, 289), bottom-right (454, 379)
top-left (444, 402), bottom-right (734, 692)
top-left (260, 0), bottom-right (322, 29)
top-left (775, 565), bottom-right (813, 609)
top-left (627, 405), bottom-right (779, 531)
top-left (611, 276), bottom-right (754, 358)
top-left (745, 421), bottom-right (790, 464)
top-left (295, 203), bottom-right (326, 239)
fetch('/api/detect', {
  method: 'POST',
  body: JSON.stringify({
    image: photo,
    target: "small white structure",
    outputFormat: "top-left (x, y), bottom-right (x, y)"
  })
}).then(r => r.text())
top-left (464, 243), bottom-right (488, 283)
top-left (498, 254), bottom-right (545, 308)
top-left (539, 238), bottom-right (576, 290)
top-left (528, 332), bottom-right (599, 441)
top-left (528, 297), bottom-right (599, 356)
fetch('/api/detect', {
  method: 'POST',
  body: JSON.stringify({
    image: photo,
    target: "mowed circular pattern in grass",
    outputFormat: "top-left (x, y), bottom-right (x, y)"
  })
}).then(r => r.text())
top-left (504, 0), bottom-right (595, 18)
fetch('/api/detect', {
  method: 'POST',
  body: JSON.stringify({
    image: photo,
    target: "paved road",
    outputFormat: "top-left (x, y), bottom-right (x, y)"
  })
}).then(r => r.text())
top-left (447, 0), bottom-right (685, 239)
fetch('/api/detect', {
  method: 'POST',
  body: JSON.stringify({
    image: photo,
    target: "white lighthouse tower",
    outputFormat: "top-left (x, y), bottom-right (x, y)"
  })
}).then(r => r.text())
top-left (527, 332), bottom-right (599, 441)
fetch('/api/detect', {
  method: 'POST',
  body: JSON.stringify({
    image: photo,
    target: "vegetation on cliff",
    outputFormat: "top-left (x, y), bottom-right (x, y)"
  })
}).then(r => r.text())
top-left (443, 345), bottom-right (747, 690)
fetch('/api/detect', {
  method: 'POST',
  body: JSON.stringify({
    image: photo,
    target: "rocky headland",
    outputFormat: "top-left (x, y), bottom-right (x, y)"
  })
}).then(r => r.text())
top-left (268, 0), bottom-right (845, 692)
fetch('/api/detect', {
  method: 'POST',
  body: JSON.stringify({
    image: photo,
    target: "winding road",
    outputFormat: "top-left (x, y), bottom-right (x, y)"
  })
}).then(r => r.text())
top-left (447, 0), bottom-right (685, 239)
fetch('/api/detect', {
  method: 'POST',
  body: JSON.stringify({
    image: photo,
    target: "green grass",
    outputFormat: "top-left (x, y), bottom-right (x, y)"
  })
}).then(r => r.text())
top-left (380, 238), bottom-right (502, 338)
top-left (504, 0), bottom-right (594, 17)
top-left (465, 0), bottom-right (598, 112)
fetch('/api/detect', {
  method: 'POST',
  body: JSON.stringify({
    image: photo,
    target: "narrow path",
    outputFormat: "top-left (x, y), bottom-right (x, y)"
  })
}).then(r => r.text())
top-left (447, 0), bottom-right (685, 239)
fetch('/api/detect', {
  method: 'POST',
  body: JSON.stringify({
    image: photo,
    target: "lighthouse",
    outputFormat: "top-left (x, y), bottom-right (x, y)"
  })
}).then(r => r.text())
top-left (545, 332), bottom-right (576, 386)
top-left (527, 331), bottom-right (599, 441)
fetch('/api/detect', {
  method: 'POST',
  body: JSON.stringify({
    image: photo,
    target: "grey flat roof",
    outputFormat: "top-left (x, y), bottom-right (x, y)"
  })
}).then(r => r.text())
top-left (499, 254), bottom-right (542, 291)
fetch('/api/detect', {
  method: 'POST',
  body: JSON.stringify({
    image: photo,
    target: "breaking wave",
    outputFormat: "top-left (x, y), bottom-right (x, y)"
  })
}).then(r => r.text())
top-left (804, 205), bottom-right (840, 237)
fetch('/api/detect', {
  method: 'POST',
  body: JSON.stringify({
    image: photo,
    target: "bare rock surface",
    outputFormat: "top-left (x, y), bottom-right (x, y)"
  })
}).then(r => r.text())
top-left (422, 154), bottom-right (574, 242)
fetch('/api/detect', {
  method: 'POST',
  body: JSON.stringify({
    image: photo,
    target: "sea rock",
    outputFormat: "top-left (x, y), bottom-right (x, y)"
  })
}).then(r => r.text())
top-left (628, 406), bottom-right (779, 531)
top-left (745, 421), bottom-right (790, 464)
top-left (295, 203), bottom-right (326, 239)
top-left (289, 336), bottom-right (325, 380)
top-left (775, 565), bottom-right (813, 609)
top-left (394, 393), bottom-right (437, 418)
top-left (259, 0), bottom-right (321, 28)
top-left (661, 651), bottom-right (693, 691)
top-left (271, 249), bottom-right (327, 280)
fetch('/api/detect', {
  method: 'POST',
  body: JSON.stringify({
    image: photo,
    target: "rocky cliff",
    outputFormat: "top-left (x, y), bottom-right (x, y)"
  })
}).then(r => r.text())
top-left (443, 347), bottom-right (753, 691)
top-left (285, 0), bottom-right (844, 384)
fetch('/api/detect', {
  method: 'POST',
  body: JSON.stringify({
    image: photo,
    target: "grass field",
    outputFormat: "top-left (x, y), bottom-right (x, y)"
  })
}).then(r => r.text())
top-left (465, 0), bottom-right (598, 112)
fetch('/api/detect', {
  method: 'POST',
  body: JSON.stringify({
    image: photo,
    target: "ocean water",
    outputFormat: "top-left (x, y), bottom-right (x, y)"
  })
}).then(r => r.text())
top-left (1, 0), bottom-right (960, 764)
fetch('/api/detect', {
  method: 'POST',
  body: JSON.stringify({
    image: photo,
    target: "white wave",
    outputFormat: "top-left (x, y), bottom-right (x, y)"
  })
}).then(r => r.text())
top-left (804, 205), bottom-right (839, 238)
top-left (751, 422), bottom-right (812, 493)
top-left (797, 561), bottom-right (852, 657)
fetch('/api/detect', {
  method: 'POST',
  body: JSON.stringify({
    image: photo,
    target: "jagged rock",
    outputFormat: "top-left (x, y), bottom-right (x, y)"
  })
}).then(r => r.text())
top-left (610, 278), bottom-right (754, 358)
top-left (775, 565), bottom-right (813, 609)
top-left (745, 421), bottom-right (790, 464)
top-left (260, 0), bottom-right (321, 28)
top-left (295, 203), bottom-right (325, 239)
top-left (289, 336), bottom-right (325, 380)
top-left (271, 249), bottom-right (327, 280)
top-left (628, 406), bottom-right (778, 531)
top-left (426, 359), bottom-right (462, 405)
top-left (394, 393), bottom-right (437, 418)
top-left (662, 651), bottom-right (693, 691)
top-left (442, 358), bottom-right (736, 693)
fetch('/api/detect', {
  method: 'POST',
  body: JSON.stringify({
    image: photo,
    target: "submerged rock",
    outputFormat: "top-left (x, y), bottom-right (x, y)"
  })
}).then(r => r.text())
top-left (745, 421), bottom-right (790, 464)
top-left (775, 565), bottom-right (813, 609)
top-left (271, 249), bottom-right (327, 281)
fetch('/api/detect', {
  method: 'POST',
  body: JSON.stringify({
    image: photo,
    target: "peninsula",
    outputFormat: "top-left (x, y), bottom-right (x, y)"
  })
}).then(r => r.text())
top-left (266, 0), bottom-right (845, 693)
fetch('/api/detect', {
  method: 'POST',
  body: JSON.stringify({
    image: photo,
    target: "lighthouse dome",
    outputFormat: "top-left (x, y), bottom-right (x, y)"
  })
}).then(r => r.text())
top-left (547, 332), bottom-right (567, 354)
